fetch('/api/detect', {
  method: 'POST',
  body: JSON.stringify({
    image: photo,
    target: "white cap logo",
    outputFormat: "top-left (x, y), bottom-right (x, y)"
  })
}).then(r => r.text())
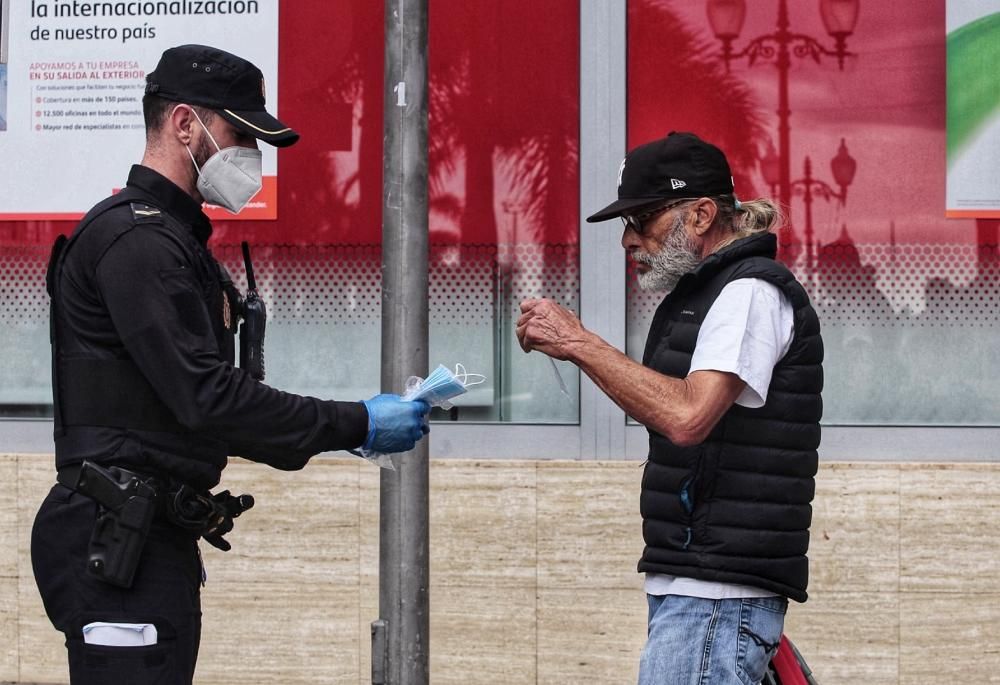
top-left (617, 158), bottom-right (626, 187)
top-left (671, 178), bottom-right (687, 190)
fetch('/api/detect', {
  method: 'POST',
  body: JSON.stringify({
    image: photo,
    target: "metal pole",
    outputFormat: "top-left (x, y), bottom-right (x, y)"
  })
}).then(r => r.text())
top-left (376, 0), bottom-right (429, 683)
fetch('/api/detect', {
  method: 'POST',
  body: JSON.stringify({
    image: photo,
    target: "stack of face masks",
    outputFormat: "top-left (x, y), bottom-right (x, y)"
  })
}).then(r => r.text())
top-left (360, 364), bottom-right (486, 470)
top-left (402, 363), bottom-right (486, 409)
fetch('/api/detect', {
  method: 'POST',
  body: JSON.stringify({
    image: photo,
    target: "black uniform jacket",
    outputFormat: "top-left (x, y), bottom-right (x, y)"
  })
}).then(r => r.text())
top-left (50, 165), bottom-right (368, 490)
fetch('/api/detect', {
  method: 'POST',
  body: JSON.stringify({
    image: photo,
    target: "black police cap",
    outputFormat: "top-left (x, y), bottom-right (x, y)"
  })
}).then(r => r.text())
top-left (145, 44), bottom-right (299, 148)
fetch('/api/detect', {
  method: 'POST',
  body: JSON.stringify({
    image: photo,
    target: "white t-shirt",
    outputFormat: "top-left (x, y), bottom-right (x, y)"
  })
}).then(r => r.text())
top-left (645, 277), bottom-right (794, 599)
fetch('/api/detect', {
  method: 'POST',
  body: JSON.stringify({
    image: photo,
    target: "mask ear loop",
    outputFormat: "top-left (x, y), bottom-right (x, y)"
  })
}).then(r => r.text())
top-left (184, 145), bottom-right (203, 175)
top-left (547, 357), bottom-right (570, 397)
top-left (453, 363), bottom-right (486, 387)
top-left (187, 106), bottom-right (222, 153)
top-left (176, 105), bottom-right (222, 175)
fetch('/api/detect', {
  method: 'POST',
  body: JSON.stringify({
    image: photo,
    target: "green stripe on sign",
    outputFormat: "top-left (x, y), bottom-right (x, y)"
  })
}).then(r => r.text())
top-left (947, 11), bottom-right (1000, 163)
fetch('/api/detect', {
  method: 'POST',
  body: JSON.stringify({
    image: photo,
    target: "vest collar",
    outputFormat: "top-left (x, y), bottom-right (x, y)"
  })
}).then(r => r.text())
top-left (674, 232), bottom-right (778, 294)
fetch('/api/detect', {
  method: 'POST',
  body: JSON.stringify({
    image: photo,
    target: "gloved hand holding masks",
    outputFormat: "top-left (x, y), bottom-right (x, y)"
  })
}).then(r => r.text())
top-left (356, 366), bottom-right (482, 470)
top-left (361, 393), bottom-right (431, 454)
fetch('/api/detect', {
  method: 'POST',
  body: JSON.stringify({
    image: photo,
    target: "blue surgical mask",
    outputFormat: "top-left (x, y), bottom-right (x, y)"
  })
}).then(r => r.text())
top-left (404, 363), bottom-right (486, 409)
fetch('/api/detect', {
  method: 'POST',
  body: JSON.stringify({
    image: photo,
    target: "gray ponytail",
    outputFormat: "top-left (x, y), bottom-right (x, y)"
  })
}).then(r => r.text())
top-left (710, 194), bottom-right (784, 250)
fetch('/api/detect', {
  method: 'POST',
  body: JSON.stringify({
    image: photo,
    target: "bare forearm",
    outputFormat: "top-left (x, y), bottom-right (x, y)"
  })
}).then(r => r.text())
top-left (516, 297), bottom-right (743, 444)
top-left (567, 333), bottom-right (704, 444)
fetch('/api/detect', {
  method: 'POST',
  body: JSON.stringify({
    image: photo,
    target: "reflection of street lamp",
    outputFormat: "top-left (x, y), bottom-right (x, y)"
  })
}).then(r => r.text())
top-left (500, 199), bottom-right (529, 270)
top-left (785, 138), bottom-right (857, 275)
top-left (820, 0), bottom-right (862, 65)
top-left (706, 0), bottom-right (860, 260)
top-left (829, 137), bottom-right (858, 197)
top-left (760, 144), bottom-right (781, 197)
top-left (501, 200), bottom-right (524, 247)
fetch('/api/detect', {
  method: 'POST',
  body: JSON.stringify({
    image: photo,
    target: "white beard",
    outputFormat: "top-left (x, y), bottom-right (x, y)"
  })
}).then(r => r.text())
top-left (632, 214), bottom-right (702, 292)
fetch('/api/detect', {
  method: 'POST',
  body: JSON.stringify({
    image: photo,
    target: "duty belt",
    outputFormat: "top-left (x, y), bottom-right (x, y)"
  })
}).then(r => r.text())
top-left (57, 462), bottom-right (161, 495)
top-left (57, 461), bottom-right (255, 553)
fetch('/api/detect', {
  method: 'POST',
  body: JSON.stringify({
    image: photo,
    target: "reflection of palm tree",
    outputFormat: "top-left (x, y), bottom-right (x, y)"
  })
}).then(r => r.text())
top-left (629, 0), bottom-right (768, 196)
top-left (212, 3), bottom-right (383, 247)
top-left (624, 1), bottom-right (770, 305)
top-left (264, 1), bottom-right (581, 249)
top-left (429, 1), bottom-right (770, 247)
top-left (234, 1), bottom-right (768, 251)
top-left (429, 0), bottom-right (579, 246)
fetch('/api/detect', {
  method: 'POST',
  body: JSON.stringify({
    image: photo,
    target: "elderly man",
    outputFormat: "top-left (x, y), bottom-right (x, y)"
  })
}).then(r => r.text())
top-left (34, 44), bottom-right (429, 684)
top-left (517, 131), bottom-right (822, 685)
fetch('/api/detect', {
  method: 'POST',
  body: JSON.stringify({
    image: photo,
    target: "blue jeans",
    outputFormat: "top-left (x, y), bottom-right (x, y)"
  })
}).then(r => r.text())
top-left (638, 594), bottom-right (787, 685)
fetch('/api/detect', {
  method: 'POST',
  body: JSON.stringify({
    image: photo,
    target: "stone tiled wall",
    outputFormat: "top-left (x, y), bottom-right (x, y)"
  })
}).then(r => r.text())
top-left (4, 455), bottom-right (1000, 684)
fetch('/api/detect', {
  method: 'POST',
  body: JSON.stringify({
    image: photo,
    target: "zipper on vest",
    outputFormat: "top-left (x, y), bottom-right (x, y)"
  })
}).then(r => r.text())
top-left (679, 476), bottom-right (695, 550)
top-left (679, 476), bottom-right (695, 514)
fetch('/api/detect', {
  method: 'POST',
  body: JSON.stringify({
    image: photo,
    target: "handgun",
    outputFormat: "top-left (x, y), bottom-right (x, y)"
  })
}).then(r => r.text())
top-left (239, 241), bottom-right (266, 381)
top-left (74, 461), bottom-right (157, 588)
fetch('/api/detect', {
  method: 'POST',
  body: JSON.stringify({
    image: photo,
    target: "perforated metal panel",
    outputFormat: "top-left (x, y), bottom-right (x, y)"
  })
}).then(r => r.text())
top-left (626, 243), bottom-right (1000, 328)
top-left (813, 242), bottom-right (999, 328)
top-left (0, 246), bottom-right (49, 404)
top-left (0, 242), bottom-right (580, 419)
top-left (0, 246), bottom-right (47, 325)
top-left (625, 240), bottom-right (1000, 425)
top-left (212, 244), bottom-right (578, 323)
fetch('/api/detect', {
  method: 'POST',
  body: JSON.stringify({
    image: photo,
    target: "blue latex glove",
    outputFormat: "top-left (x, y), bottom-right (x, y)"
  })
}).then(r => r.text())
top-left (361, 394), bottom-right (431, 454)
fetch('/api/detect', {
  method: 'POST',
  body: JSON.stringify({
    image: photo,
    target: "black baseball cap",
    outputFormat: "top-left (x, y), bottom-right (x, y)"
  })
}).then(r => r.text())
top-left (145, 44), bottom-right (299, 147)
top-left (586, 131), bottom-right (734, 222)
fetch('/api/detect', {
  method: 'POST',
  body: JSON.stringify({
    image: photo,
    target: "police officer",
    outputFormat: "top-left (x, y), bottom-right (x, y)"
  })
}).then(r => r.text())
top-left (32, 44), bottom-right (430, 684)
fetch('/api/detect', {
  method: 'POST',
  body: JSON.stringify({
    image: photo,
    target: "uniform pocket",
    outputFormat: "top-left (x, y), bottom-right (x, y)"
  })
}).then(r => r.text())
top-left (67, 612), bottom-right (194, 685)
top-left (68, 637), bottom-right (178, 684)
top-left (159, 267), bottom-right (209, 338)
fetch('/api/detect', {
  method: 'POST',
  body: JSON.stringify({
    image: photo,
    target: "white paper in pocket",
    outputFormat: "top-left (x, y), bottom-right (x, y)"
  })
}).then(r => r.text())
top-left (82, 622), bottom-right (158, 646)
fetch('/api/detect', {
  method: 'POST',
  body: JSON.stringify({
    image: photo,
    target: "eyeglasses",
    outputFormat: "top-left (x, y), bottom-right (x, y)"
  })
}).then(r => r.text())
top-left (620, 199), bottom-right (694, 236)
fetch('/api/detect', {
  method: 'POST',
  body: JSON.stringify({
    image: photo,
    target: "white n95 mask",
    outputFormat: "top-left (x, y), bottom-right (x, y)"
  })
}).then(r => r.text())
top-left (185, 108), bottom-right (263, 214)
top-left (403, 363), bottom-right (486, 410)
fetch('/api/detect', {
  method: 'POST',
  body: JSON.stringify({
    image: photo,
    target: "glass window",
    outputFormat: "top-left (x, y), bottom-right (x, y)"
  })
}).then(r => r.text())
top-left (626, 0), bottom-right (998, 425)
top-left (0, 0), bottom-right (581, 424)
top-left (424, 0), bottom-right (581, 422)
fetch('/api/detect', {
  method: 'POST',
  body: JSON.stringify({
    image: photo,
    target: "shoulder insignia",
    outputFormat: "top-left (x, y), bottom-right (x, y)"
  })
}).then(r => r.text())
top-left (129, 202), bottom-right (162, 219)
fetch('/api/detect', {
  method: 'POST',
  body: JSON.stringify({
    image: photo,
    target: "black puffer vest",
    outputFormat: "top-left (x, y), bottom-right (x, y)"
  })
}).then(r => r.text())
top-left (637, 232), bottom-right (823, 602)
